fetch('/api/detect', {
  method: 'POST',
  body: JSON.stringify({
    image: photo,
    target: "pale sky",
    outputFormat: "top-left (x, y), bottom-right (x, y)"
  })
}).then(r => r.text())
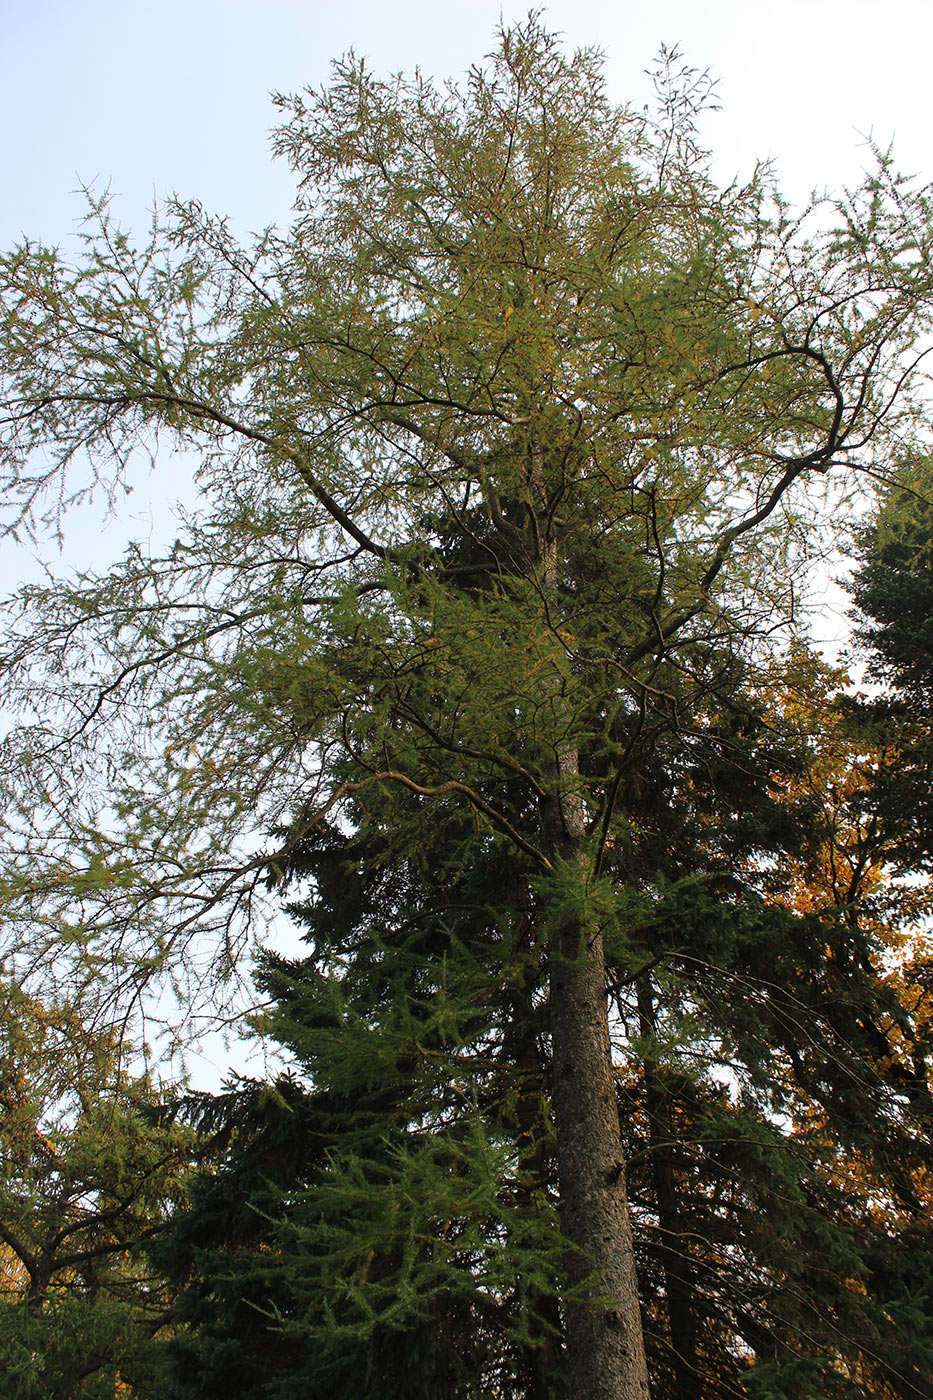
top-left (3, 1), bottom-right (930, 248)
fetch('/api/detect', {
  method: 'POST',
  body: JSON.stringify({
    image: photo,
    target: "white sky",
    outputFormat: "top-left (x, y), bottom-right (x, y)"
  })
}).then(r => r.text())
top-left (2, 0), bottom-right (930, 1079)
top-left (4, 0), bottom-right (931, 245)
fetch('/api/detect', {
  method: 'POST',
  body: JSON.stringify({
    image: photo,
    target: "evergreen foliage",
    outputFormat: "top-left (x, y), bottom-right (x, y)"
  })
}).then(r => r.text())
top-left (157, 647), bottom-right (933, 1399)
top-left (2, 17), bottom-right (933, 1397)
top-left (848, 469), bottom-right (933, 869)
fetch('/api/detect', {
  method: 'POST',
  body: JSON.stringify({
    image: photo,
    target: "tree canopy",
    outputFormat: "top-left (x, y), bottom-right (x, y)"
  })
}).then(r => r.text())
top-left (2, 17), bottom-right (933, 1398)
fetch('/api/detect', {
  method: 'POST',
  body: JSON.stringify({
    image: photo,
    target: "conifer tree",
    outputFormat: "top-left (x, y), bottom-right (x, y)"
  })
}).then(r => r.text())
top-left (157, 643), bottom-right (933, 1400)
top-left (156, 798), bottom-right (565, 1400)
top-left (4, 18), bottom-right (933, 1396)
top-left (849, 465), bottom-right (933, 870)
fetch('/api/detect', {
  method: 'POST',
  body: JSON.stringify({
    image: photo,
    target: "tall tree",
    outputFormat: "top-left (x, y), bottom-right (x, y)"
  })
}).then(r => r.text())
top-left (3, 19), bottom-right (933, 1395)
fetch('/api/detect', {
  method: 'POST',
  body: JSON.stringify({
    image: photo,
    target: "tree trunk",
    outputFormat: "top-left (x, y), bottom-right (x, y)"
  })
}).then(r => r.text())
top-left (543, 766), bottom-right (651, 1400)
top-left (528, 436), bottom-right (651, 1400)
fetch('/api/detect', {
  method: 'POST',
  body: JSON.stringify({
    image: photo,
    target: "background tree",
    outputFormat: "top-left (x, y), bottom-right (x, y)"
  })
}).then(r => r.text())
top-left (0, 982), bottom-right (193, 1397)
top-left (848, 459), bottom-right (933, 879)
top-left (610, 649), bottom-right (933, 1399)
top-left (3, 18), bottom-right (933, 1397)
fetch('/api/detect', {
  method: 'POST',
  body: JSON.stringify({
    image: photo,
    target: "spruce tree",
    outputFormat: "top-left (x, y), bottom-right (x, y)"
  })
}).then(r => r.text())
top-left (157, 642), bottom-right (933, 1400)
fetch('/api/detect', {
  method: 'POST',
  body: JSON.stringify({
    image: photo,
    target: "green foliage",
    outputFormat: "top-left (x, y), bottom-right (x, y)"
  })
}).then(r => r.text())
top-left (3, 15), bottom-right (933, 1398)
top-left (0, 983), bottom-right (194, 1397)
top-left (852, 461), bottom-right (933, 698)
top-left (153, 800), bottom-right (567, 1399)
top-left (154, 641), bottom-right (933, 1399)
top-left (3, 17), bottom-right (933, 1020)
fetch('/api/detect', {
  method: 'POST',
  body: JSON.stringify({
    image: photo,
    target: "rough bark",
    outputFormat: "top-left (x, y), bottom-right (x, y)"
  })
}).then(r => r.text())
top-left (545, 799), bottom-right (651, 1398)
top-left (528, 439), bottom-right (651, 1399)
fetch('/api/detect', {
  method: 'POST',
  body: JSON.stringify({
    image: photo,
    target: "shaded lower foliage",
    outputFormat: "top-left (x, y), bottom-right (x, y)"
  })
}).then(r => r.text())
top-left (153, 647), bottom-right (933, 1399)
top-left (154, 804), bottom-right (568, 1400)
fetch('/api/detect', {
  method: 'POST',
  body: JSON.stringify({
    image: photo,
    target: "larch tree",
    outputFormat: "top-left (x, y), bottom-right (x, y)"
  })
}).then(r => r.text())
top-left (3, 19), bottom-right (933, 1398)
